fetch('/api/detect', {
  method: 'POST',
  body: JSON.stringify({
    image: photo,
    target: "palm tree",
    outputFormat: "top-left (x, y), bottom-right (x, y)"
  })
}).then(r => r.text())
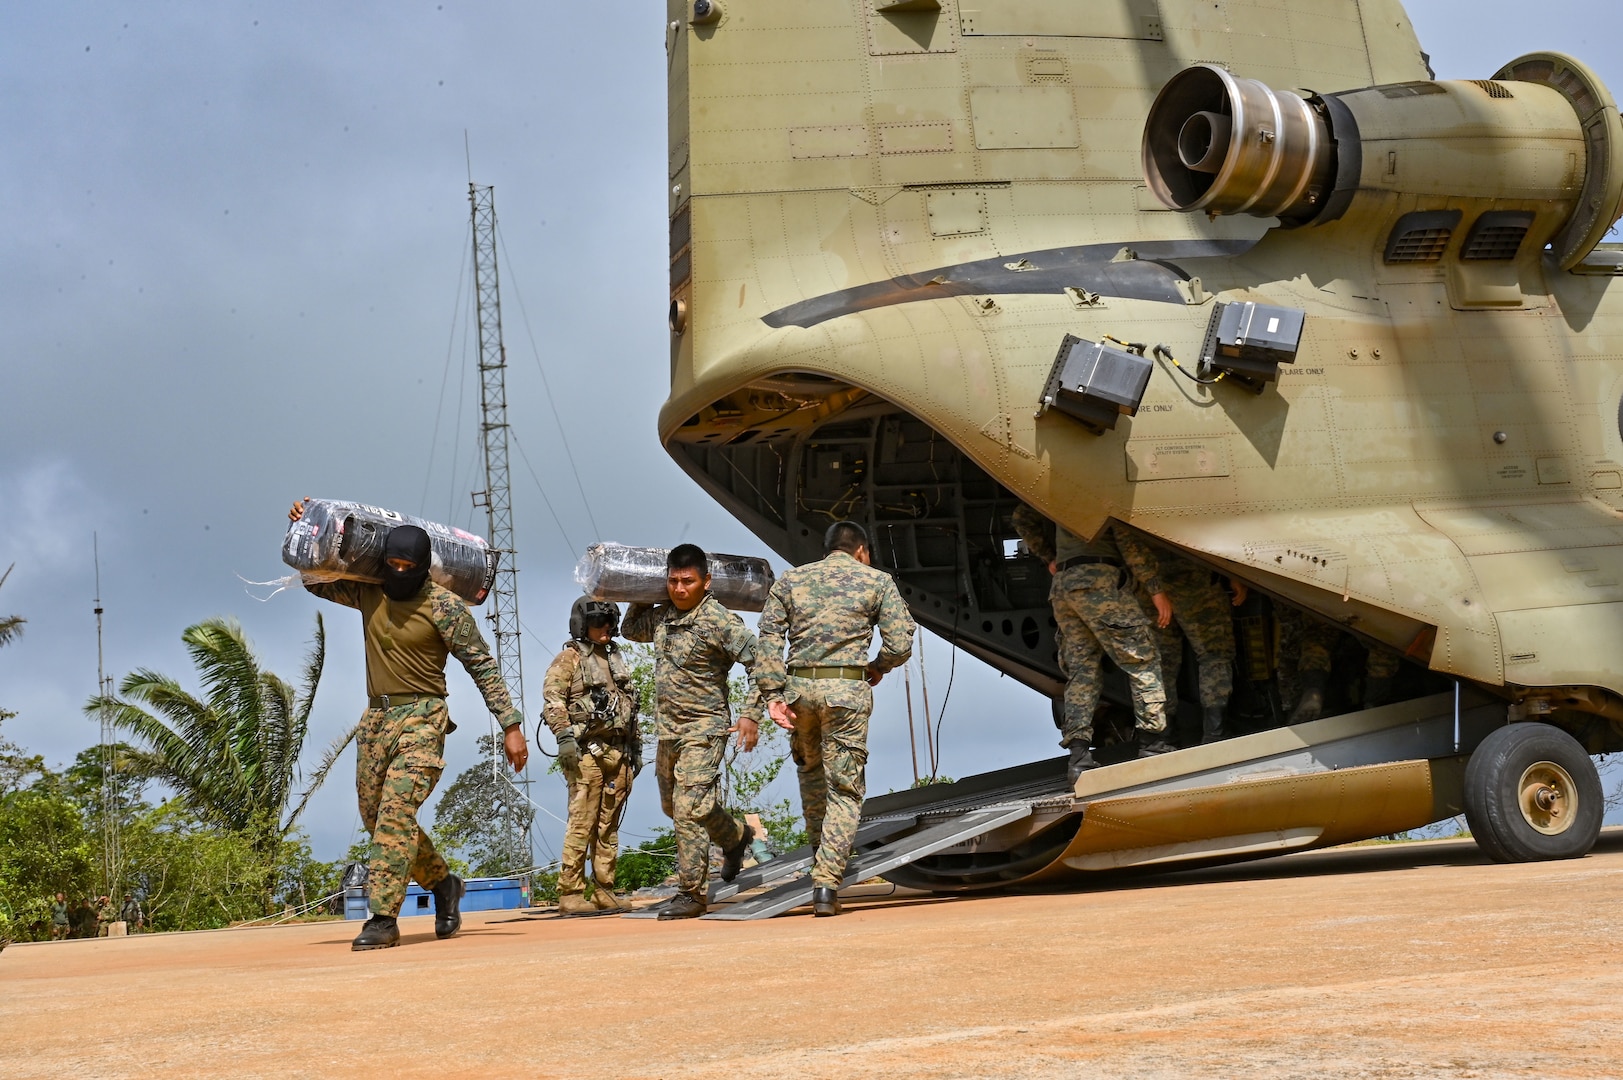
top-left (85, 615), bottom-right (354, 861)
top-left (0, 563), bottom-right (23, 649)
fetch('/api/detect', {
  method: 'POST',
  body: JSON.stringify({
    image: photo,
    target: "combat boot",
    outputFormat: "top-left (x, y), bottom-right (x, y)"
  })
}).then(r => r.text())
top-left (590, 889), bottom-right (625, 913)
top-left (351, 914), bottom-right (399, 951)
top-left (1289, 671), bottom-right (1328, 724)
top-left (1066, 745), bottom-right (1098, 784)
top-left (719, 823), bottom-right (755, 883)
top-left (432, 874), bottom-right (465, 939)
top-left (1200, 706), bottom-right (1229, 745)
top-left (811, 886), bottom-right (842, 917)
top-left (1137, 732), bottom-right (1177, 757)
top-left (557, 892), bottom-right (597, 916)
top-left (656, 893), bottom-right (708, 920)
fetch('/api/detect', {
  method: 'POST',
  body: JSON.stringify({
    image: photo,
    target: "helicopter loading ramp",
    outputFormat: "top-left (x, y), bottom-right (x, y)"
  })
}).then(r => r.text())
top-left (694, 690), bottom-right (1508, 920)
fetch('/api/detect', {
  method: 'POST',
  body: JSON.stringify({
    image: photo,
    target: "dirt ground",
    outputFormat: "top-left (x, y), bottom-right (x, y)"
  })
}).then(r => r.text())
top-left (4, 831), bottom-right (1622, 1080)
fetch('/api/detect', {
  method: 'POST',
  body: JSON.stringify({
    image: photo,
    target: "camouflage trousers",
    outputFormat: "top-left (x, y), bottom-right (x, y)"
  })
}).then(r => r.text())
top-left (785, 676), bottom-right (873, 890)
top-left (1138, 566), bottom-right (1235, 711)
top-left (356, 699), bottom-right (451, 917)
top-left (1051, 564), bottom-right (1168, 747)
top-left (1277, 609), bottom-right (1402, 707)
top-left (559, 745), bottom-right (633, 895)
top-left (656, 729), bottom-right (746, 899)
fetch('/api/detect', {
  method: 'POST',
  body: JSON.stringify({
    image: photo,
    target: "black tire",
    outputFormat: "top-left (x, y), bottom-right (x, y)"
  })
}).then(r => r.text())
top-left (1463, 722), bottom-right (1603, 863)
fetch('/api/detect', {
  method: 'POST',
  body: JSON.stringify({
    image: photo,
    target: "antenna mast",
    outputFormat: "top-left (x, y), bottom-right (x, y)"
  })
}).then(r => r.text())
top-left (467, 182), bottom-right (533, 864)
top-left (93, 534), bottom-right (120, 895)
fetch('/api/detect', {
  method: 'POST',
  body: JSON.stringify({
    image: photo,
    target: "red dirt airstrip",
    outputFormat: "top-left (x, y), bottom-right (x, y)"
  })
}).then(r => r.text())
top-left (4, 830), bottom-right (1621, 1079)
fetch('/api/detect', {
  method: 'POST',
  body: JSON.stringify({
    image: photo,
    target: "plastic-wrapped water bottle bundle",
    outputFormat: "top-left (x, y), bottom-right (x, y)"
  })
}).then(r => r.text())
top-left (573, 542), bottom-right (774, 612)
top-left (282, 499), bottom-right (499, 604)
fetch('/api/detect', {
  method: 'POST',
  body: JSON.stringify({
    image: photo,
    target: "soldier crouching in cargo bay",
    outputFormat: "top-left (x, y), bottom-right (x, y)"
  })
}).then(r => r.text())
top-left (289, 498), bottom-right (528, 951)
top-left (542, 597), bottom-right (640, 916)
top-left (756, 521), bottom-right (914, 917)
top-left (1012, 503), bottom-right (1175, 783)
top-left (622, 544), bottom-right (763, 920)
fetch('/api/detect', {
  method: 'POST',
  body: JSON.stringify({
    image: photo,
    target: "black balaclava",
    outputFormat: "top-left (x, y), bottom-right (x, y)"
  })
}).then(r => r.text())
top-left (380, 525), bottom-right (432, 601)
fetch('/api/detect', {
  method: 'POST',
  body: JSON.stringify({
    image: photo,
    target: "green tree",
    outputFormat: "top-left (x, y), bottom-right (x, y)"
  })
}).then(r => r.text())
top-left (85, 616), bottom-right (354, 879)
top-left (433, 733), bottom-right (535, 877)
top-left (0, 779), bottom-right (98, 939)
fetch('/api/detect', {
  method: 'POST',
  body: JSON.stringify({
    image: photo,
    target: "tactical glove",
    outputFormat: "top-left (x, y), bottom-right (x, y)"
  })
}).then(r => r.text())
top-left (556, 734), bottom-right (582, 776)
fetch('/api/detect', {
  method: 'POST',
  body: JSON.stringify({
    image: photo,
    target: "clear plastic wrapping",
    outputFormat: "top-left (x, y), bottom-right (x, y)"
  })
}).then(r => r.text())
top-left (573, 542), bottom-right (775, 612)
top-left (282, 499), bottom-right (499, 605)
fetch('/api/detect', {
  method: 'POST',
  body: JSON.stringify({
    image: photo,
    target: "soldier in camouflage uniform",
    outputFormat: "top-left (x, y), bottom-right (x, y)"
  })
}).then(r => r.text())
top-left (757, 520), bottom-right (915, 917)
top-left (622, 543), bottom-right (763, 920)
top-left (1115, 532), bottom-right (1245, 745)
top-left (542, 597), bottom-right (640, 916)
top-left (1282, 607), bottom-right (1405, 723)
top-left (290, 498), bottom-right (527, 951)
top-left (95, 895), bottom-right (114, 937)
top-left (1012, 503), bottom-right (1174, 783)
top-left (50, 894), bottom-right (69, 940)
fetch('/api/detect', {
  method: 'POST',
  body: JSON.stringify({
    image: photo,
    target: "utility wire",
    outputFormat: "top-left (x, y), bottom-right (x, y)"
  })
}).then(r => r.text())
top-left (510, 428), bottom-right (579, 556)
top-left (422, 223), bottom-right (473, 515)
top-left (493, 224), bottom-right (603, 541)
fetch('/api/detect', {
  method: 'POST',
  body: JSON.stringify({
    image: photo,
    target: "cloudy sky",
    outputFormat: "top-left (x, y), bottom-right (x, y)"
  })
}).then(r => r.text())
top-left (4, 2), bottom-right (1621, 866)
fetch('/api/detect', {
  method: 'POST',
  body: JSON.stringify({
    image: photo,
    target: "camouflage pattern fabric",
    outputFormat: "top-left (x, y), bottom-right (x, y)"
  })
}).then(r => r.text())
top-left (622, 593), bottom-right (761, 740)
top-left (755, 550), bottom-right (915, 692)
top-left (785, 678), bottom-right (872, 888)
top-left (757, 550), bottom-right (914, 889)
top-left (1277, 606), bottom-right (1402, 707)
top-left (1010, 505), bottom-right (1164, 591)
top-left (1050, 564), bottom-right (1168, 746)
top-left (95, 897), bottom-right (114, 936)
top-left (541, 641), bottom-right (637, 741)
top-left (558, 746), bottom-right (632, 895)
top-left (1133, 553), bottom-right (1236, 711)
top-left (544, 641), bottom-right (638, 895)
top-left (1367, 645), bottom-right (1402, 679)
top-left (356, 698), bottom-right (452, 917)
top-left (303, 578), bottom-right (521, 728)
top-left (624, 592), bottom-right (758, 897)
top-left (1010, 503), bottom-right (1058, 564)
top-left (1012, 504), bottom-right (1168, 746)
top-left (655, 732), bottom-right (745, 897)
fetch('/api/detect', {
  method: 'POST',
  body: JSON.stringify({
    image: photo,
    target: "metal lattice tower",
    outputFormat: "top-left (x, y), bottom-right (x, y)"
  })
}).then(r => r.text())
top-left (468, 182), bottom-right (533, 863)
top-left (93, 535), bottom-right (121, 895)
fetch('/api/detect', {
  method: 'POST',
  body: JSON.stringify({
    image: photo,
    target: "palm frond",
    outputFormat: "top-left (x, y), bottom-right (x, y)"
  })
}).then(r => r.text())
top-left (0, 614), bottom-right (23, 648)
top-left (281, 720), bottom-right (357, 835)
top-left (184, 619), bottom-right (265, 734)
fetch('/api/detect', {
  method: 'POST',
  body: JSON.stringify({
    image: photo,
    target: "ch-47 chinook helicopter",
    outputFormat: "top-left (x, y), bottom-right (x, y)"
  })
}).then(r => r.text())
top-left (655, 0), bottom-right (1623, 917)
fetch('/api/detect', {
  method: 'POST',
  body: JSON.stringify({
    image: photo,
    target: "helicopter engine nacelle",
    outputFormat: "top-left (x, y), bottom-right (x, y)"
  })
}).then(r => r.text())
top-left (1142, 53), bottom-right (1623, 269)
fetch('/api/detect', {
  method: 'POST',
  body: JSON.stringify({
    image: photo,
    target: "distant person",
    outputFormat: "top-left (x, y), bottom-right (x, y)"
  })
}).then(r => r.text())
top-left (95, 895), bottom-right (114, 937)
top-left (1012, 504), bottom-right (1175, 783)
top-left (542, 597), bottom-right (640, 916)
top-left (72, 897), bottom-right (95, 939)
top-left (623, 544), bottom-right (763, 920)
top-left (119, 893), bottom-right (143, 933)
top-left (49, 893), bottom-right (69, 940)
top-left (756, 521), bottom-right (914, 917)
top-left (289, 497), bottom-right (528, 951)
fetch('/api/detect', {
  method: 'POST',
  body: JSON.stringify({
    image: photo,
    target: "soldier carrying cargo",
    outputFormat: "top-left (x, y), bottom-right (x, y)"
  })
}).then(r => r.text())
top-left (289, 498), bottom-right (528, 951)
top-left (622, 544), bottom-right (763, 920)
